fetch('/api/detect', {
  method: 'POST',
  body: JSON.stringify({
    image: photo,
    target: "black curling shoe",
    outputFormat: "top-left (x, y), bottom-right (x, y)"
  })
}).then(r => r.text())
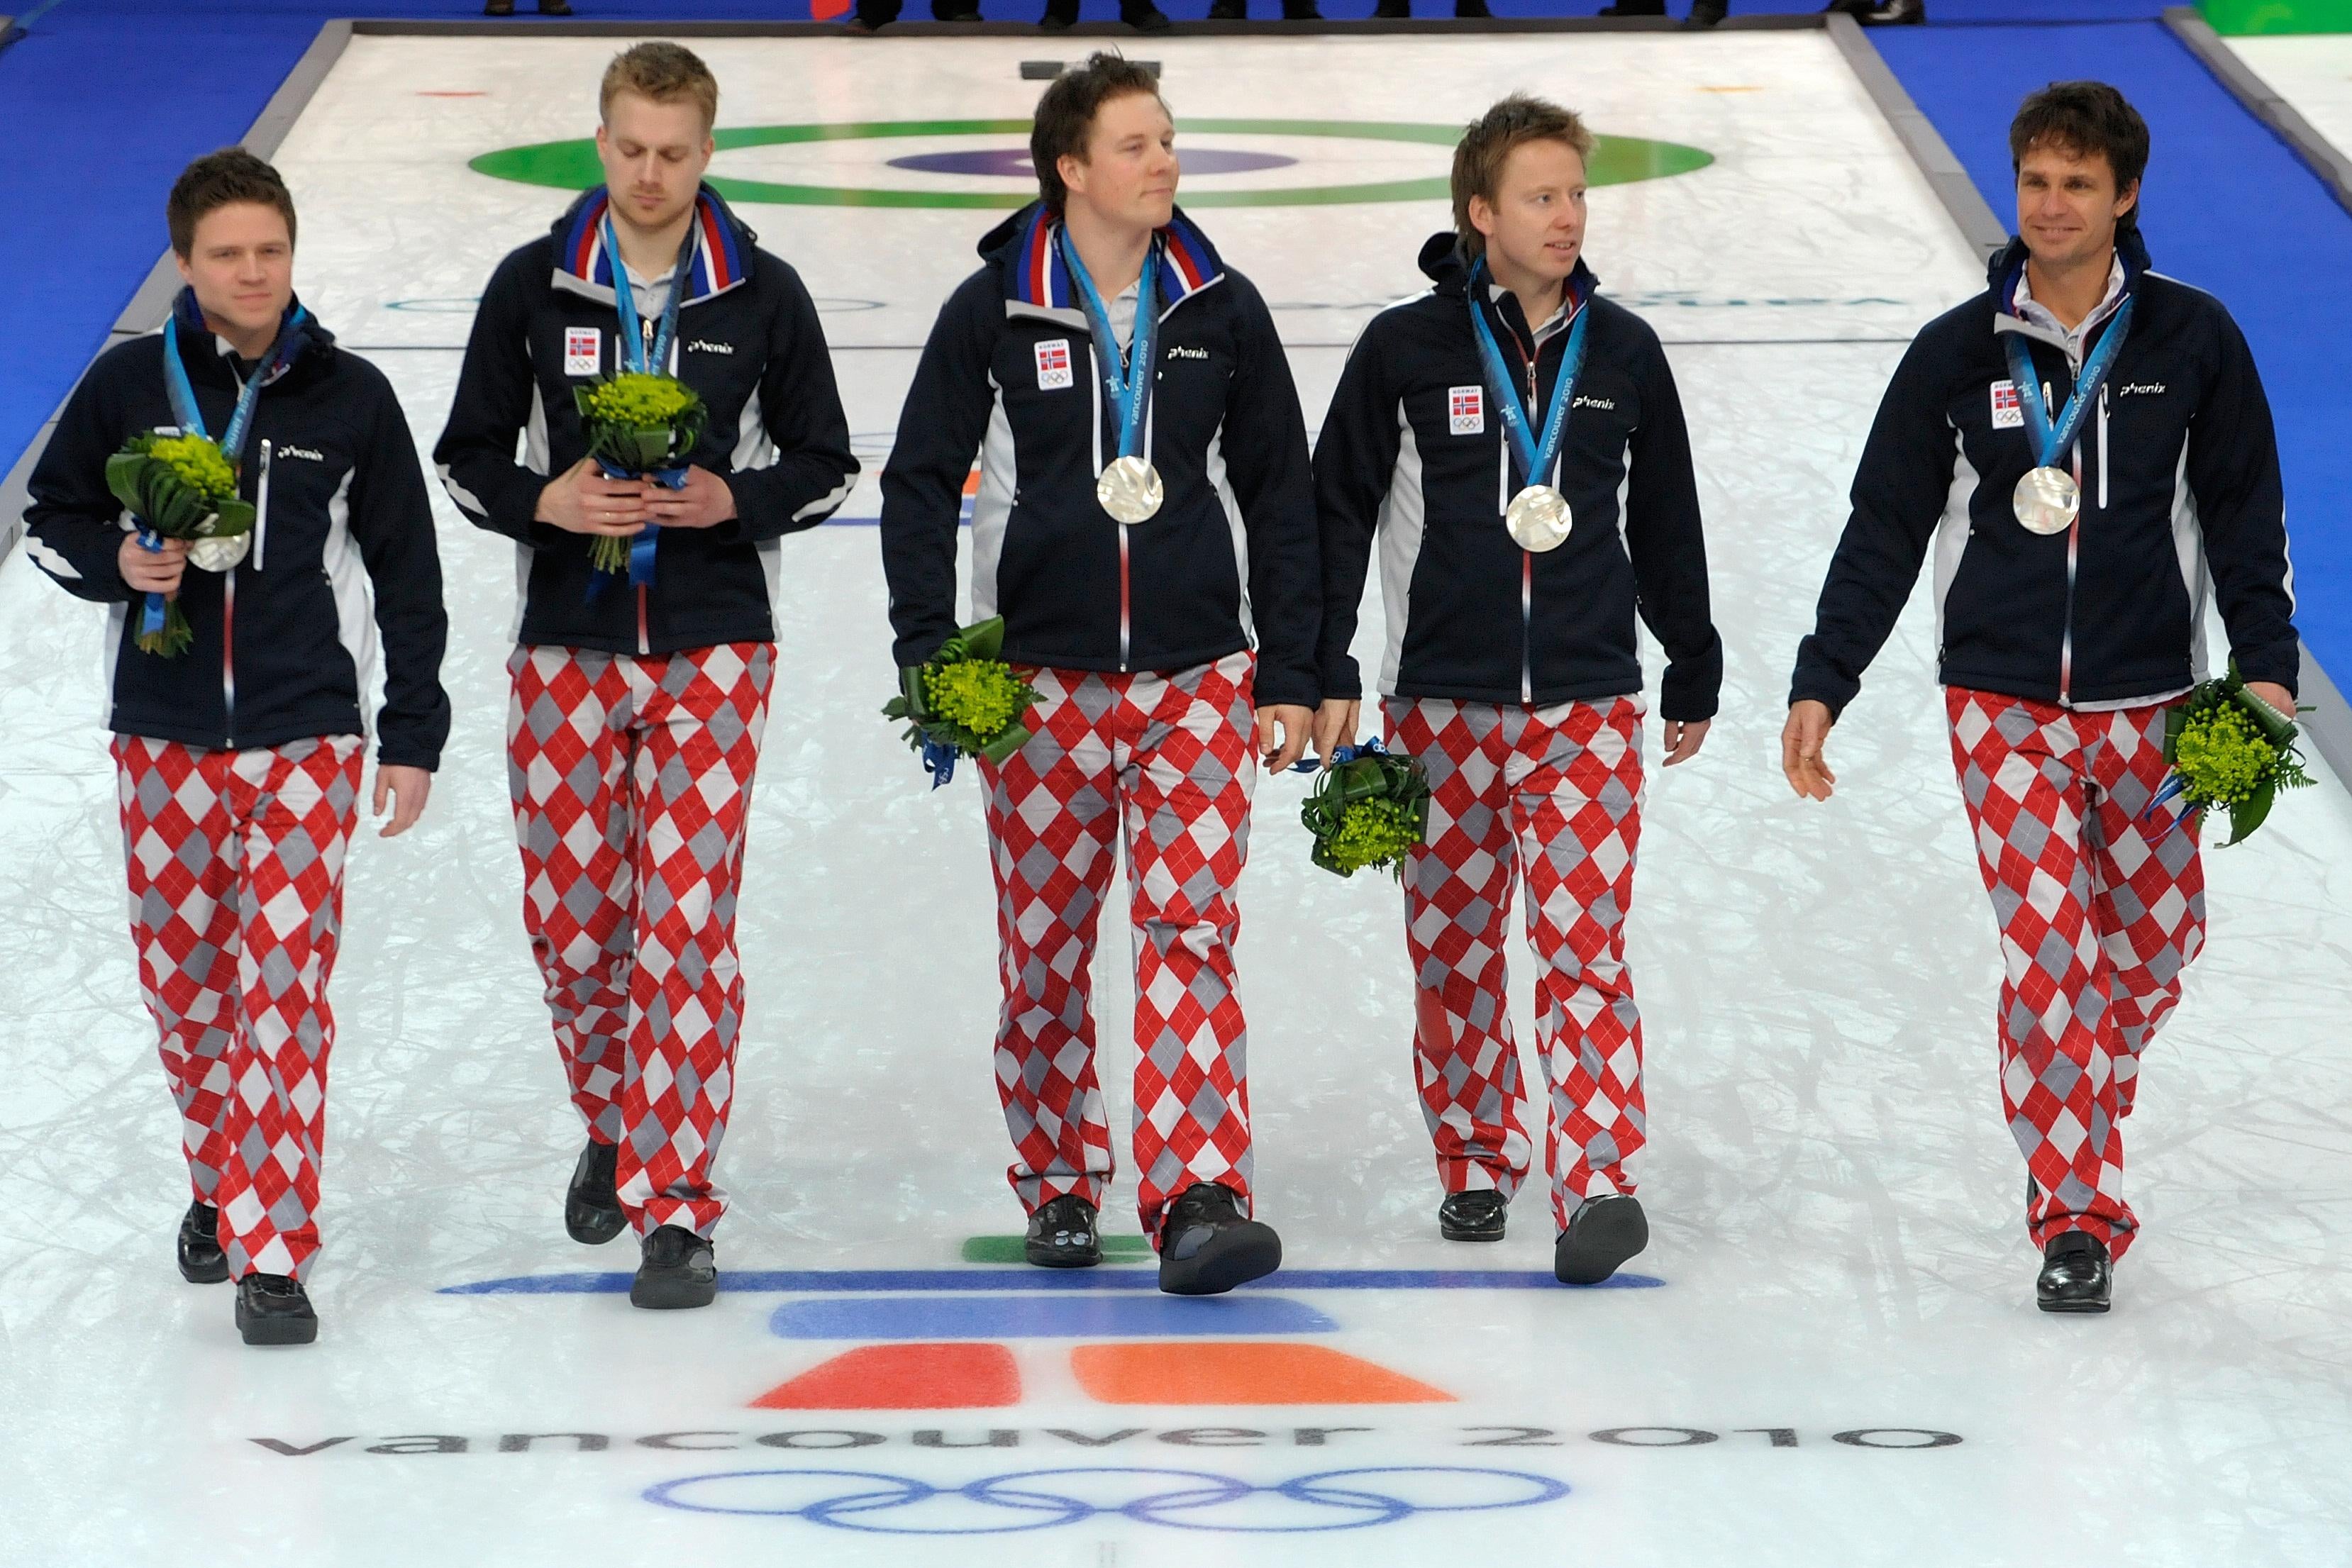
top-left (1438, 1189), bottom-right (1508, 1242)
top-left (178, 1200), bottom-right (228, 1284)
top-left (565, 1138), bottom-right (625, 1245)
top-left (1554, 1194), bottom-right (1648, 1284)
top-left (1158, 1184), bottom-right (1282, 1296)
top-left (631, 1225), bottom-right (718, 1310)
top-left (236, 1274), bottom-right (318, 1346)
top-left (1026, 1194), bottom-right (1102, 1268)
top-left (2036, 1233), bottom-right (2112, 1314)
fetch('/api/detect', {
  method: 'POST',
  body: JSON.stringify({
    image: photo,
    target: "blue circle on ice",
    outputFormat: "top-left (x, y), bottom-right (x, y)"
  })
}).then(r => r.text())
top-left (886, 148), bottom-right (1298, 178)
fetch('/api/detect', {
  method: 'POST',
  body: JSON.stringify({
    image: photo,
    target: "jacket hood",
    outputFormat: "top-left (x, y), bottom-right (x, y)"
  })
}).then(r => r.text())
top-left (980, 201), bottom-right (1225, 312)
top-left (165, 289), bottom-right (335, 390)
top-left (549, 183), bottom-right (754, 306)
top-left (1987, 226), bottom-right (2152, 306)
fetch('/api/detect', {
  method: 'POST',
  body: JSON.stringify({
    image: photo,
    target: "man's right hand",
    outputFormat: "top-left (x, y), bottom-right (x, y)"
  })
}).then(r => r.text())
top-left (1309, 698), bottom-right (1360, 769)
top-left (536, 457), bottom-right (650, 537)
top-left (1781, 699), bottom-right (1838, 801)
top-left (118, 533), bottom-right (187, 596)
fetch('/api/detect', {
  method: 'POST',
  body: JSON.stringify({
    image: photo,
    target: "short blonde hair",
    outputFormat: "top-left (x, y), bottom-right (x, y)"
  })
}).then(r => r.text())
top-left (599, 42), bottom-right (720, 133)
top-left (1451, 94), bottom-right (1596, 261)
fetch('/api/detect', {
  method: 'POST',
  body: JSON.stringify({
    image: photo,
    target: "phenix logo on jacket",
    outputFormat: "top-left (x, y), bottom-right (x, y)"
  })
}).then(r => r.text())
top-left (1790, 230), bottom-right (2298, 717)
top-left (878, 201), bottom-right (1322, 711)
top-left (23, 290), bottom-right (451, 768)
top-left (1314, 233), bottom-right (1722, 720)
top-left (433, 184), bottom-right (859, 656)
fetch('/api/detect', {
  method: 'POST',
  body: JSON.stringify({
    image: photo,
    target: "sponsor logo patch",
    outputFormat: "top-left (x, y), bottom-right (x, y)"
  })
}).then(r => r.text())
top-left (1167, 345), bottom-right (1210, 361)
top-left (2119, 382), bottom-right (2165, 396)
top-left (275, 445), bottom-right (325, 462)
top-left (687, 339), bottom-right (735, 356)
top-left (1990, 379), bottom-right (2023, 430)
top-left (564, 327), bottom-right (602, 378)
top-left (1035, 338), bottom-right (1074, 391)
top-left (1572, 394), bottom-right (1616, 411)
top-left (1449, 385), bottom-right (1485, 436)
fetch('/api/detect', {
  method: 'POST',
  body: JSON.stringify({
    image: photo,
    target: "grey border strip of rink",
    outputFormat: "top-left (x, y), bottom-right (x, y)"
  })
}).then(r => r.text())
top-left (2164, 6), bottom-right (2352, 216)
top-left (2160, 5), bottom-right (2352, 784)
top-left (0, 21), bottom-right (356, 565)
top-left (1826, 11), bottom-right (2006, 262)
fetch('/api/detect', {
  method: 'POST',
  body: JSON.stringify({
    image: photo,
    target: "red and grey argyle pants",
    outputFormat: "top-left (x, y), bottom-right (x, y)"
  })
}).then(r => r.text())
top-left (1385, 696), bottom-right (1647, 1232)
top-left (1947, 687), bottom-right (2205, 1260)
top-left (977, 653), bottom-right (1258, 1245)
top-left (113, 733), bottom-right (363, 1281)
top-left (508, 643), bottom-right (772, 1240)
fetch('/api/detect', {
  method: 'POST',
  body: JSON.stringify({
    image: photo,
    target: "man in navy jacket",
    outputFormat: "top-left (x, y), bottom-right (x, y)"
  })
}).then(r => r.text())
top-left (880, 54), bottom-right (1318, 1296)
top-left (1785, 84), bottom-right (2299, 1313)
top-left (23, 150), bottom-right (450, 1346)
top-left (1313, 96), bottom-right (1721, 1286)
top-left (435, 43), bottom-right (857, 1310)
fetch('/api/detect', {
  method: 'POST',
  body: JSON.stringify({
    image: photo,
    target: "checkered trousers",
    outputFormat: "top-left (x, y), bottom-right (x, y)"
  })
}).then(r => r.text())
top-left (508, 643), bottom-right (772, 1240)
top-left (977, 653), bottom-right (1258, 1245)
top-left (1385, 697), bottom-right (1647, 1232)
top-left (112, 733), bottom-right (364, 1281)
top-left (1946, 687), bottom-right (2206, 1260)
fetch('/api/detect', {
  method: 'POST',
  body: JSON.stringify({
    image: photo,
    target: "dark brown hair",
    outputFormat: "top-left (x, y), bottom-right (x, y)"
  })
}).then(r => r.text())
top-left (2009, 81), bottom-right (2149, 233)
top-left (1029, 52), bottom-right (1166, 216)
top-left (601, 41), bottom-right (720, 133)
top-left (167, 148), bottom-right (297, 260)
top-left (1450, 94), bottom-right (1596, 262)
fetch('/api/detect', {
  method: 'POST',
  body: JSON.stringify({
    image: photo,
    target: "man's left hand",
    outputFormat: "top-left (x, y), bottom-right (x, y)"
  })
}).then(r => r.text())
top-left (373, 764), bottom-right (433, 839)
top-left (2244, 680), bottom-right (2297, 725)
top-left (1258, 704), bottom-right (1312, 773)
top-left (642, 466), bottom-right (738, 530)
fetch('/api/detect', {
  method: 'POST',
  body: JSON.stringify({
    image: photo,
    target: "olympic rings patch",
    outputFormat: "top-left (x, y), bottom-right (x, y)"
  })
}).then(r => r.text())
top-left (642, 1464), bottom-right (1572, 1533)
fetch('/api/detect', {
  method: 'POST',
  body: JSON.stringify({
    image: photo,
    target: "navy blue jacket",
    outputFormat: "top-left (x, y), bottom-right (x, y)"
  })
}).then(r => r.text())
top-left (434, 187), bottom-right (858, 655)
top-left (1791, 234), bottom-right (2298, 716)
top-left (23, 293), bottom-right (450, 768)
top-left (878, 203), bottom-right (1321, 709)
top-left (1315, 234), bottom-right (1721, 718)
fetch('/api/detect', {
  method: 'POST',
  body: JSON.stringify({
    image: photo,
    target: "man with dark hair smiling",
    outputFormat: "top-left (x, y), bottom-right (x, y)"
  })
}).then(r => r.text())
top-left (1785, 82), bottom-right (2298, 1313)
top-left (436, 42), bottom-right (856, 1311)
top-left (22, 148), bottom-right (449, 1345)
top-left (1312, 94), bottom-right (1719, 1286)
top-left (880, 52), bottom-right (1318, 1297)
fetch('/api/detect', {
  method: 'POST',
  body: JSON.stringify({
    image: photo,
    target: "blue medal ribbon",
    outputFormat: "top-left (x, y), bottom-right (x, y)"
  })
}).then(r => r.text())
top-left (1466, 261), bottom-right (1590, 502)
top-left (1289, 735), bottom-right (1392, 774)
top-left (599, 208), bottom-right (699, 587)
top-left (150, 299), bottom-right (306, 634)
top-left (1059, 230), bottom-right (1160, 465)
top-left (2002, 287), bottom-right (2135, 474)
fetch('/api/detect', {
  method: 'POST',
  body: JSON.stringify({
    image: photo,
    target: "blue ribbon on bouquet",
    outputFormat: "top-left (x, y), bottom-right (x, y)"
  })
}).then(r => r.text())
top-left (135, 529), bottom-right (168, 638)
top-left (599, 209), bottom-right (695, 590)
top-left (921, 738), bottom-right (962, 789)
top-left (1288, 736), bottom-right (1392, 774)
top-left (2137, 772), bottom-right (2196, 841)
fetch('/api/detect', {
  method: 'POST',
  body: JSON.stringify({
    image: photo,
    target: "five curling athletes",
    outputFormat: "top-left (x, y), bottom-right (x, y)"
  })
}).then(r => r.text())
top-left (18, 43), bottom-right (2300, 1343)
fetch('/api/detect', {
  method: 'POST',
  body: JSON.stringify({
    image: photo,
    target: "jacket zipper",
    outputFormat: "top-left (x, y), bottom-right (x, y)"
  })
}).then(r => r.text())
top-left (222, 560), bottom-right (238, 747)
top-left (1520, 350), bottom-right (1539, 705)
top-left (255, 440), bottom-right (273, 572)
top-left (1088, 339), bottom-right (1131, 673)
top-left (2054, 341), bottom-right (2085, 708)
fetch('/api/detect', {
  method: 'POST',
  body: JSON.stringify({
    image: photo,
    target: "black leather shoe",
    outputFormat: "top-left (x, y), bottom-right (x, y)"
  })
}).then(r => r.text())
top-left (1597, 0), bottom-right (1666, 13)
top-left (235, 1274), bottom-right (318, 1345)
top-left (1373, 0), bottom-right (1409, 13)
top-left (1554, 1194), bottom-right (1648, 1284)
top-left (484, 0), bottom-right (515, 13)
top-left (565, 1138), bottom-right (625, 1245)
top-left (1858, 0), bottom-right (1924, 21)
top-left (1122, 1), bottom-right (1173, 28)
top-left (1158, 1184), bottom-right (1282, 1296)
top-left (177, 1200), bottom-right (228, 1284)
top-left (1438, 1189), bottom-right (1507, 1242)
top-left (1683, 0), bottom-right (1726, 24)
top-left (536, 0), bottom-right (574, 13)
top-left (1208, 0), bottom-right (1248, 14)
top-left (2036, 1232), bottom-right (2112, 1313)
top-left (631, 1225), bottom-right (718, 1309)
top-left (933, 2), bottom-right (982, 16)
top-left (1821, 0), bottom-right (1872, 11)
top-left (1282, 0), bottom-right (1323, 14)
top-left (1039, 6), bottom-right (1077, 25)
top-left (1453, 0), bottom-right (1492, 16)
top-left (1026, 1194), bottom-right (1103, 1268)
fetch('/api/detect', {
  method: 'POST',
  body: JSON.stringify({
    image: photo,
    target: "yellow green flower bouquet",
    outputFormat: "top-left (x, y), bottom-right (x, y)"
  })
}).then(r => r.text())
top-left (883, 616), bottom-right (1043, 787)
top-left (2151, 664), bottom-right (2314, 846)
top-left (574, 371), bottom-right (707, 575)
top-left (106, 430), bottom-right (256, 656)
top-left (1299, 739), bottom-right (1431, 878)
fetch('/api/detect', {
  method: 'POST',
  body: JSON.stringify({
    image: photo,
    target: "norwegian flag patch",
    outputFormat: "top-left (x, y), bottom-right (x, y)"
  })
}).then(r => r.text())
top-left (564, 326), bottom-right (602, 379)
top-left (1990, 379), bottom-right (2024, 430)
top-left (1035, 338), bottom-right (1074, 391)
top-left (1449, 385), bottom-right (1485, 435)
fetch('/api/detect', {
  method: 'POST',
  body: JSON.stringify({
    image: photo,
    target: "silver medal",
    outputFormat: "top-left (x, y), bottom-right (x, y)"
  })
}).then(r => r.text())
top-left (1097, 454), bottom-right (1164, 526)
top-left (1504, 484), bottom-right (1574, 552)
top-left (188, 526), bottom-right (250, 574)
top-left (2012, 465), bottom-right (2080, 536)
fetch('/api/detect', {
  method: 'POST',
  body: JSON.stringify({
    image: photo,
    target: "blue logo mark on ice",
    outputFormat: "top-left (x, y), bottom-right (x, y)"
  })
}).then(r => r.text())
top-left (644, 1464), bottom-right (1571, 1533)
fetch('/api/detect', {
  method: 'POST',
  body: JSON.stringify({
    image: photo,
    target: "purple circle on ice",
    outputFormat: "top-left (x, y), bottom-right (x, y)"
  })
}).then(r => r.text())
top-left (885, 148), bottom-right (1298, 178)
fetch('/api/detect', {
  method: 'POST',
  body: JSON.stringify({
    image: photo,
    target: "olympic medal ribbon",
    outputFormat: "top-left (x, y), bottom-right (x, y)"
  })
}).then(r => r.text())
top-left (2002, 291), bottom-right (2134, 535)
top-left (1059, 229), bottom-right (1163, 523)
top-left (599, 208), bottom-right (700, 584)
top-left (1466, 260), bottom-right (1590, 552)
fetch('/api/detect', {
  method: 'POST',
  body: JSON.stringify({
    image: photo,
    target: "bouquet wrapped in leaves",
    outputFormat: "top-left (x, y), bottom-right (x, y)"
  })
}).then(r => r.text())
top-left (1299, 739), bottom-right (1431, 878)
top-left (2146, 662), bottom-right (2314, 847)
top-left (573, 371), bottom-right (707, 575)
top-left (883, 616), bottom-right (1042, 788)
top-left (106, 431), bottom-right (256, 657)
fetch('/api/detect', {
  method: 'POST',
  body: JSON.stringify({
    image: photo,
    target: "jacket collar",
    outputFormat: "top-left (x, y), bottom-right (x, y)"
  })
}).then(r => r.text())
top-left (1988, 228), bottom-right (2148, 350)
top-left (985, 201), bottom-right (1224, 316)
top-left (166, 289), bottom-right (331, 390)
top-left (551, 184), bottom-right (752, 307)
top-left (1419, 231), bottom-right (1599, 347)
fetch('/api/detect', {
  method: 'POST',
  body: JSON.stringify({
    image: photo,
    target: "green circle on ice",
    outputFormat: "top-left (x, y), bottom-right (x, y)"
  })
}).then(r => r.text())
top-left (467, 118), bottom-right (1713, 208)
